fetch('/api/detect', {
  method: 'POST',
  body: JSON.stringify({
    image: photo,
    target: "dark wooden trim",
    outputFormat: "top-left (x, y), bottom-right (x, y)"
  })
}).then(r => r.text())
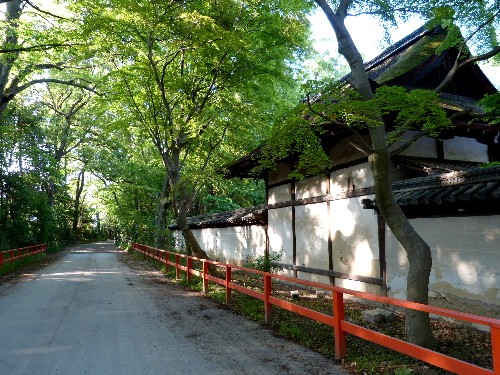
top-left (266, 157), bottom-right (369, 189)
top-left (265, 178), bottom-right (270, 258)
top-left (436, 139), bottom-right (444, 160)
top-left (277, 263), bottom-right (383, 285)
top-left (267, 187), bottom-right (375, 211)
top-left (327, 174), bottom-right (334, 285)
top-left (377, 214), bottom-right (387, 295)
top-left (291, 180), bottom-right (297, 278)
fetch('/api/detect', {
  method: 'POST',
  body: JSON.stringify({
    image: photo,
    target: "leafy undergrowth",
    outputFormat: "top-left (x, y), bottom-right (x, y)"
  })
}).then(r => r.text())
top-left (0, 253), bottom-right (47, 277)
top-left (139, 254), bottom-right (493, 375)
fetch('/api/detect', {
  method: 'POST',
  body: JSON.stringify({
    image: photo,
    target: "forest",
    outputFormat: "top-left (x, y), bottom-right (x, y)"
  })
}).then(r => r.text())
top-left (0, 0), bottom-right (320, 251)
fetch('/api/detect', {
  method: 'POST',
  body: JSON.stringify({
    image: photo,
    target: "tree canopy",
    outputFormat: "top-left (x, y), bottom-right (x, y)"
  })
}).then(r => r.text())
top-left (0, 0), bottom-right (315, 250)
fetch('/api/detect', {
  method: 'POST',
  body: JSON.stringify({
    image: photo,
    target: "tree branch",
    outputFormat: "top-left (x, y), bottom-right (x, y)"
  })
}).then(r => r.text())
top-left (434, 46), bottom-right (500, 92)
top-left (348, 140), bottom-right (371, 156)
top-left (4, 78), bottom-right (99, 105)
top-left (0, 43), bottom-right (83, 54)
top-left (337, 0), bottom-right (353, 19)
top-left (389, 131), bottom-right (426, 157)
top-left (435, 7), bottom-right (500, 93)
top-left (25, 0), bottom-right (70, 20)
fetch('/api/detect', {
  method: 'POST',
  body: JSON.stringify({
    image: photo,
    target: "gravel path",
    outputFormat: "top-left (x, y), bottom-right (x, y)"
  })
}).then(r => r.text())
top-left (0, 241), bottom-right (348, 375)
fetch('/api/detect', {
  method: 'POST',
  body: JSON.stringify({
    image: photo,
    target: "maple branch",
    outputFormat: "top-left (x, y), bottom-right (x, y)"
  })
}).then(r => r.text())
top-left (0, 43), bottom-right (83, 54)
top-left (5, 78), bottom-right (98, 101)
top-left (25, 0), bottom-right (70, 20)
top-left (435, 7), bottom-right (500, 92)
top-left (389, 131), bottom-right (426, 157)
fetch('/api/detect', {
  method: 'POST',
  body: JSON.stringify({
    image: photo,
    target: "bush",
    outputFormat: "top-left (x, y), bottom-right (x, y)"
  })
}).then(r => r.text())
top-left (246, 251), bottom-right (283, 272)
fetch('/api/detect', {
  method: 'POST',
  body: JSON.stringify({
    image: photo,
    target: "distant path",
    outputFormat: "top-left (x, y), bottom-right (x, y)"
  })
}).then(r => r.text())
top-left (0, 241), bottom-right (347, 375)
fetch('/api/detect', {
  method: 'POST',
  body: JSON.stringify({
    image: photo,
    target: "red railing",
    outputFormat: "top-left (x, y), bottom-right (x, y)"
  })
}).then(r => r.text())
top-left (133, 243), bottom-right (500, 375)
top-left (0, 244), bottom-right (47, 269)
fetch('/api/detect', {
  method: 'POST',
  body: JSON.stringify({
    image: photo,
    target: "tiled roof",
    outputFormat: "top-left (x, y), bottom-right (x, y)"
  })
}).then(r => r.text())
top-left (341, 25), bottom-right (437, 85)
top-left (391, 166), bottom-right (500, 207)
top-left (169, 205), bottom-right (267, 230)
top-left (394, 156), bottom-right (481, 175)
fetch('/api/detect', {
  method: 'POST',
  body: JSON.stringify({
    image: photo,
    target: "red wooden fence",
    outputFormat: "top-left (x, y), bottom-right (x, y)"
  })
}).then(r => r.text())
top-left (0, 244), bottom-right (47, 269)
top-left (133, 243), bottom-right (500, 375)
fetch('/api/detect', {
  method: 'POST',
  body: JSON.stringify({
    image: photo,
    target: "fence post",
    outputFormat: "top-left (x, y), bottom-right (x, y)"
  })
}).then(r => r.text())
top-left (175, 254), bottom-right (181, 280)
top-left (225, 266), bottom-right (232, 305)
top-left (165, 252), bottom-right (170, 273)
top-left (492, 324), bottom-right (500, 375)
top-left (10, 250), bottom-right (13, 263)
top-left (333, 290), bottom-right (346, 360)
top-left (0, 252), bottom-right (3, 268)
top-left (202, 260), bottom-right (209, 295)
top-left (187, 257), bottom-right (192, 283)
top-left (158, 251), bottom-right (163, 270)
top-left (264, 274), bottom-right (272, 324)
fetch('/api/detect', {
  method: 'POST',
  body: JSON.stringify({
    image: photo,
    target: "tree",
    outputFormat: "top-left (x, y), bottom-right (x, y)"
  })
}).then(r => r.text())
top-left (306, 0), bottom-right (499, 347)
top-left (0, 0), bottom-right (97, 116)
top-left (68, 0), bottom-right (313, 258)
top-left (36, 84), bottom-right (96, 207)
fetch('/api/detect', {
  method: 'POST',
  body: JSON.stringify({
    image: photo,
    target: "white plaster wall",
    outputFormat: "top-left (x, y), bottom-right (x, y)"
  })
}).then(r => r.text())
top-left (386, 215), bottom-right (500, 307)
top-left (268, 184), bottom-right (291, 204)
top-left (330, 196), bottom-right (380, 281)
top-left (171, 226), bottom-right (266, 266)
top-left (330, 162), bottom-right (374, 196)
top-left (268, 207), bottom-right (294, 277)
top-left (443, 137), bottom-right (489, 162)
top-left (296, 176), bottom-right (328, 199)
top-left (295, 203), bottom-right (329, 284)
top-left (394, 131), bottom-right (437, 158)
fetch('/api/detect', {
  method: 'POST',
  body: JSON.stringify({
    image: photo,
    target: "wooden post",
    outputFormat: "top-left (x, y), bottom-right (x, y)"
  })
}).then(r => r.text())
top-left (187, 257), bottom-right (192, 283)
top-left (202, 260), bottom-right (209, 295)
top-left (175, 254), bottom-right (181, 280)
top-left (492, 324), bottom-right (500, 375)
top-left (264, 274), bottom-right (272, 324)
top-left (158, 251), bottom-right (164, 271)
top-left (333, 290), bottom-right (346, 360)
top-left (0, 252), bottom-right (3, 268)
top-left (225, 266), bottom-right (232, 305)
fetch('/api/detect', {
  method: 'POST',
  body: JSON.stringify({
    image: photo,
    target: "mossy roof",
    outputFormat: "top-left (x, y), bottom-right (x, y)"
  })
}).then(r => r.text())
top-left (371, 33), bottom-right (446, 84)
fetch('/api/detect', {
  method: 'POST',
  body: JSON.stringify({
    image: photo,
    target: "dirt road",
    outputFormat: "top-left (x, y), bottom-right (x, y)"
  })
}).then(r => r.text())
top-left (0, 241), bottom-right (347, 375)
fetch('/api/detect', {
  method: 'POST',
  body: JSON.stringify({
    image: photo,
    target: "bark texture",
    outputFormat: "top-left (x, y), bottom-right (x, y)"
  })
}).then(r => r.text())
top-left (315, 0), bottom-right (434, 347)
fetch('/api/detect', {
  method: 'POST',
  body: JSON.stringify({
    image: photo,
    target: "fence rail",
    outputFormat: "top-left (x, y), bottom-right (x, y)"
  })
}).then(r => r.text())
top-left (133, 243), bottom-right (500, 375)
top-left (0, 244), bottom-right (47, 269)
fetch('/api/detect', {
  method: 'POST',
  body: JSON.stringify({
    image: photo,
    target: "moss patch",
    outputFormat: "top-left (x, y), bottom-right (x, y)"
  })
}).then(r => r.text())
top-left (377, 34), bottom-right (445, 84)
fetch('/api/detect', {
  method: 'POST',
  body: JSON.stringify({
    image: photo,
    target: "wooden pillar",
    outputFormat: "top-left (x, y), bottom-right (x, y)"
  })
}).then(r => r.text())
top-left (265, 178), bottom-right (270, 258)
top-left (327, 173), bottom-right (334, 285)
top-left (377, 213), bottom-right (387, 295)
top-left (291, 180), bottom-right (297, 278)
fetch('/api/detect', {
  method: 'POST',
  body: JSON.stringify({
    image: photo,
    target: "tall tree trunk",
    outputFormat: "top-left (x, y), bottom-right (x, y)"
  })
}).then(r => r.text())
top-left (176, 209), bottom-right (222, 278)
top-left (0, 0), bottom-right (22, 114)
top-left (315, 0), bottom-right (434, 347)
top-left (369, 126), bottom-right (434, 347)
top-left (154, 173), bottom-right (170, 248)
top-left (72, 169), bottom-right (85, 234)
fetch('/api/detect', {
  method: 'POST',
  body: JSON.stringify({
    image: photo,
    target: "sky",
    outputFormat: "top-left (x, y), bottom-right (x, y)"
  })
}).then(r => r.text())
top-left (309, 9), bottom-right (500, 89)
